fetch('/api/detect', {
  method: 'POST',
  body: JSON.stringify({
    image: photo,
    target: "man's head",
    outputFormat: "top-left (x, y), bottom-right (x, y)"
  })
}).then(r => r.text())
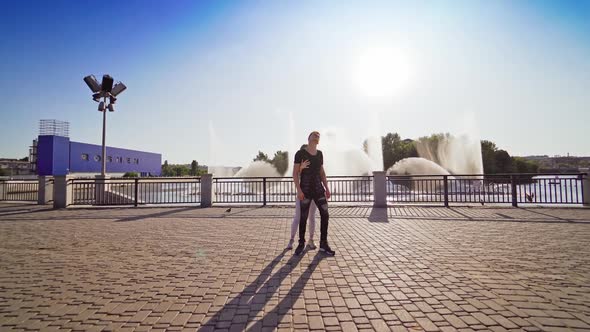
top-left (308, 131), bottom-right (320, 145)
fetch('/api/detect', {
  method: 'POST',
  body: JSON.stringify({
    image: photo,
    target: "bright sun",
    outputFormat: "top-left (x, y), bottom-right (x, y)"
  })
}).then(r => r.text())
top-left (354, 46), bottom-right (412, 99)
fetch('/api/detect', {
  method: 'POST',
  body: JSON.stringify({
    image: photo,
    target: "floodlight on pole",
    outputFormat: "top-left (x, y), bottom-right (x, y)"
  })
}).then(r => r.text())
top-left (101, 75), bottom-right (114, 93)
top-left (111, 82), bottom-right (127, 96)
top-left (83, 74), bottom-right (126, 176)
top-left (83, 75), bottom-right (101, 93)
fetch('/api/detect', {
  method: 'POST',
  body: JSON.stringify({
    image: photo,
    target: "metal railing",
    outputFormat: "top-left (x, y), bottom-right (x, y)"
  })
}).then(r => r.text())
top-left (327, 176), bottom-right (373, 203)
top-left (387, 173), bottom-right (586, 206)
top-left (387, 175), bottom-right (445, 203)
top-left (0, 179), bottom-right (39, 202)
top-left (1, 173), bottom-right (585, 207)
top-left (515, 174), bottom-right (585, 205)
top-left (214, 177), bottom-right (268, 204)
top-left (214, 176), bottom-right (374, 205)
top-left (70, 177), bottom-right (201, 206)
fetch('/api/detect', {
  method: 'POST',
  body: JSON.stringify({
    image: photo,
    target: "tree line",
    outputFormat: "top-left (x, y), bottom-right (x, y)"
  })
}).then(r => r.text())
top-left (156, 133), bottom-right (541, 177)
top-left (160, 160), bottom-right (208, 177)
top-left (252, 132), bottom-right (539, 176)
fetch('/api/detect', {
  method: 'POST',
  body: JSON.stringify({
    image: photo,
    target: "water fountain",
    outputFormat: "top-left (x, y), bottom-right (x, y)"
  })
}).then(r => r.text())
top-left (415, 134), bottom-right (484, 175)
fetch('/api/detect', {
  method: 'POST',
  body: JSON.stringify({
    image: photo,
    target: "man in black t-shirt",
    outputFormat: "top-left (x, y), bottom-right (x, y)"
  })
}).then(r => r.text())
top-left (293, 131), bottom-right (335, 256)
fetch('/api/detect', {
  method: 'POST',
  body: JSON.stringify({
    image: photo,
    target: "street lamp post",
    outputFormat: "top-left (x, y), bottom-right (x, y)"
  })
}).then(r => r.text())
top-left (100, 97), bottom-right (107, 176)
top-left (83, 74), bottom-right (127, 176)
top-left (101, 96), bottom-right (107, 176)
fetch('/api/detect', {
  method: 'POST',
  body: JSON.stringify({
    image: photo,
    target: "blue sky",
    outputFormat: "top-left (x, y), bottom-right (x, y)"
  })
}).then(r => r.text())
top-left (1, 0), bottom-right (589, 166)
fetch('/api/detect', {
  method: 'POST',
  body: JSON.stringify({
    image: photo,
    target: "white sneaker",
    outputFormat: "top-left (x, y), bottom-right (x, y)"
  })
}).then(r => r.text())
top-left (307, 241), bottom-right (317, 250)
top-left (286, 239), bottom-right (294, 250)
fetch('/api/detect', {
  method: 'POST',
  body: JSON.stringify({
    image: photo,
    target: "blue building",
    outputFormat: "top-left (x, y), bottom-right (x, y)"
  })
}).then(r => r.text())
top-left (36, 135), bottom-right (161, 176)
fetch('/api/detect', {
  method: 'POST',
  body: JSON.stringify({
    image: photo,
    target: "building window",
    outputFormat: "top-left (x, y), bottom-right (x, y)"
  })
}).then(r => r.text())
top-left (81, 153), bottom-right (89, 161)
top-left (116, 157), bottom-right (122, 163)
top-left (134, 158), bottom-right (139, 164)
top-left (127, 158), bottom-right (131, 164)
top-left (107, 156), bottom-right (113, 163)
top-left (94, 155), bottom-right (101, 162)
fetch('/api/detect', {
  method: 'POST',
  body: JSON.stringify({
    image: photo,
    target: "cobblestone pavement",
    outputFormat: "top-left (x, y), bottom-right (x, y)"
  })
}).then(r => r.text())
top-left (1, 203), bottom-right (589, 331)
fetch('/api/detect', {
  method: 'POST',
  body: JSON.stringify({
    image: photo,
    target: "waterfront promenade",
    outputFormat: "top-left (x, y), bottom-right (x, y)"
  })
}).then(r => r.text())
top-left (1, 203), bottom-right (589, 331)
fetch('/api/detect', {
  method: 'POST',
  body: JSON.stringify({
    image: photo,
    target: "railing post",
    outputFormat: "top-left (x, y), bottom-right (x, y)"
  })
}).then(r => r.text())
top-left (582, 173), bottom-right (590, 206)
top-left (53, 175), bottom-right (71, 209)
top-left (443, 175), bottom-right (449, 208)
top-left (134, 178), bottom-right (139, 207)
top-left (0, 181), bottom-right (5, 201)
top-left (200, 174), bottom-right (213, 208)
top-left (263, 177), bottom-right (267, 206)
top-left (511, 175), bottom-right (518, 207)
top-left (38, 176), bottom-right (53, 205)
top-left (94, 175), bottom-right (111, 205)
top-left (373, 171), bottom-right (387, 208)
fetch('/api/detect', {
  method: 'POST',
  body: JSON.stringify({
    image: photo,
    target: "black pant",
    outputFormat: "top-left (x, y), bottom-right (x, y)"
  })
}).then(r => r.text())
top-left (299, 193), bottom-right (329, 244)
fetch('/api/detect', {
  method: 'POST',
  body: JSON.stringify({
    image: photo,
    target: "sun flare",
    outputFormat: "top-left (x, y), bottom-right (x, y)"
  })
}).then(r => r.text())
top-left (354, 46), bottom-right (413, 99)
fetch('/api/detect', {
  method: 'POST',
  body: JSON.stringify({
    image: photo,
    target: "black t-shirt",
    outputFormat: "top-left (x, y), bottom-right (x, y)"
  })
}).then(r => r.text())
top-left (294, 149), bottom-right (324, 195)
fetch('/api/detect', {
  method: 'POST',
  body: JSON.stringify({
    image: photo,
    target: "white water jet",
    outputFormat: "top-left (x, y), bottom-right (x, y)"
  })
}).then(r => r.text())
top-left (316, 128), bottom-right (373, 176)
top-left (366, 112), bottom-right (384, 172)
top-left (234, 161), bottom-right (281, 178)
top-left (207, 122), bottom-right (239, 177)
top-left (387, 157), bottom-right (453, 192)
top-left (387, 157), bottom-right (451, 176)
top-left (416, 134), bottom-right (483, 175)
top-left (218, 161), bottom-right (282, 195)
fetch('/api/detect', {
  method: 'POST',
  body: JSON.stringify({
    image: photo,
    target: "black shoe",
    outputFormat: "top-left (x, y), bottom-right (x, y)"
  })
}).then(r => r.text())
top-left (295, 242), bottom-right (305, 255)
top-left (319, 242), bottom-right (335, 256)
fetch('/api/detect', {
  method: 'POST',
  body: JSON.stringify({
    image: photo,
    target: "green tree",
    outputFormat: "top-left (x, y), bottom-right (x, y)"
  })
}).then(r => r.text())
top-left (271, 151), bottom-right (289, 176)
top-left (123, 172), bottom-right (138, 178)
top-left (381, 133), bottom-right (401, 171)
top-left (253, 151), bottom-right (270, 162)
top-left (381, 133), bottom-right (418, 171)
top-left (251, 150), bottom-right (289, 175)
top-left (513, 157), bottom-right (529, 173)
top-left (481, 140), bottom-right (498, 174)
top-left (0, 168), bottom-right (5, 176)
top-left (160, 162), bottom-right (192, 177)
top-left (513, 157), bottom-right (538, 174)
top-left (525, 159), bottom-right (539, 174)
top-left (162, 160), bottom-right (170, 176)
top-left (172, 165), bottom-right (190, 176)
top-left (495, 149), bottom-right (514, 173)
top-left (190, 160), bottom-right (198, 176)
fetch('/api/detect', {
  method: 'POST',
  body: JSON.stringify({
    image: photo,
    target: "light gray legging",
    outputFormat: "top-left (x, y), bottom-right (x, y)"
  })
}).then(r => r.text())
top-left (290, 199), bottom-right (317, 241)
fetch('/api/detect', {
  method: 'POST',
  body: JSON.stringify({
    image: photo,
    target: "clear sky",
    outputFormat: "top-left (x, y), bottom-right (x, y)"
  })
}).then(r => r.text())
top-left (1, 0), bottom-right (588, 166)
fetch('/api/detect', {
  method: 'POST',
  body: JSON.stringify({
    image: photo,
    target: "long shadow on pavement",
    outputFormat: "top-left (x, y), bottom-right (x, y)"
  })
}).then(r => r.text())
top-left (115, 206), bottom-right (197, 222)
top-left (247, 253), bottom-right (326, 331)
top-left (198, 249), bottom-right (325, 331)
